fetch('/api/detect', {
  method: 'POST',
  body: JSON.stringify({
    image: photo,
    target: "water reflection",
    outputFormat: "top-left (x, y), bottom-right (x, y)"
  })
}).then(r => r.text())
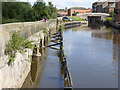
top-left (113, 32), bottom-right (120, 61)
top-left (39, 48), bottom-right (43, 56)
top-left (88, 23), bottom-right (101, 29)
top-left (31, 56), bottom-right (38, 82)
top-left (22, 48), bottom-right (48, 88)
top-left (22, 24), bottom-right (119, 88)
top-left (92, 31), bottom-right (113, 40)
top-left (92, 28), bottom-right (120, 61)
top-left (60, 68), bottom-right (64, 78)
top-left (64, 25), bottom-right (118, 88)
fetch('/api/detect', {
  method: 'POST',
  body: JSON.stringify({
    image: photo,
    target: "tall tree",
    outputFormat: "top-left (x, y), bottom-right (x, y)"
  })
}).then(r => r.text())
top-left (33, 2), bottom-right (46, 20)
top-left (2, 0), bottom-right (57, 24)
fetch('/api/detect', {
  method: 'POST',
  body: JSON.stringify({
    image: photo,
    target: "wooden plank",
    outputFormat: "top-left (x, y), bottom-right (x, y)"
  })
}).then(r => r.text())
top-left (50, 34), bottom-right (60, 38)
top-left (45, 42), bottom-right (61, 47)
top-left (53, 32), bottom-right (59, 35)
top-left (51, 38), bottom-right (61, 42)
top-left (49, 46), bottom-right (60, 50)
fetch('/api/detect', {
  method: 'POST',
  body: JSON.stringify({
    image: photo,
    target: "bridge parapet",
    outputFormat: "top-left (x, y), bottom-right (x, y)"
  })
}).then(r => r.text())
top-left (77, 13), bottom-right (110, 21)
top-left (77, 13), bottom-right (110, 16)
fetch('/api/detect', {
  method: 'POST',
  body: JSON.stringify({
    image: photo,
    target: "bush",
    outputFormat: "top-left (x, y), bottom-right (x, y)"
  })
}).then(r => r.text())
top-left (5, 31), bottom-right (34, 65)
top-left (105, 17), bottom-right (113, 23)
top-left (2, 19), bottom-right (21, 24)
top-left (2, 2), bottom-right (57, 24)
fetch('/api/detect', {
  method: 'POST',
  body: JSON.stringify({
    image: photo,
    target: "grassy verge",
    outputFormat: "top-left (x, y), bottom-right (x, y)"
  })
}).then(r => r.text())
top-left (2, 19), bottom-right (21, 24)
top-left (69, 16), bottom-right (86, 21)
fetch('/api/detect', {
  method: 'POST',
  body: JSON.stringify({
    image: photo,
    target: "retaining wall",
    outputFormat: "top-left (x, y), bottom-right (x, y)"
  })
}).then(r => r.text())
top-left (0, 19), bottom-right (57, 89)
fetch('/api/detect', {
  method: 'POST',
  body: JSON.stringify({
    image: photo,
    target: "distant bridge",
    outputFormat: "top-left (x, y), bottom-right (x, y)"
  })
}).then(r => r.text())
top-left (77, 13), bottom-right (110, 21)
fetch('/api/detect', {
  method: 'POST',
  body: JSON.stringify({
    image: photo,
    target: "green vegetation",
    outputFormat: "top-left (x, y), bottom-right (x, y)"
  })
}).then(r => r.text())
top-left (59, 25), bottom-right (63, 30)
top-left (72, 12), bottom-right (79, 16)
top-left (43, 27), bottom-right (49, 36)
top-left (110, 10), bottom-right (114, 20)
top-left (0, 2), bottom-right (2, 24)
top-left (2, 1), bottom-right (57, 24)
top-left (105, 17), bottom-right (113, 23)
top-left (5, 31), bottom-right (34, 65)
top-left (105, 10), bottom-right (114, 24)
top-left (69, 16), bottom-right (86, 21)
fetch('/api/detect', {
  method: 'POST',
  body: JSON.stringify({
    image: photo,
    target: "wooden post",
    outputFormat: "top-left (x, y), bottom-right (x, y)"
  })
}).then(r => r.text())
top-left (33, 44), bottom-right (37, 55)
top-left (33, 44), bottom-right (41, 56)
top-left (40, 39), bottom-right (42, 48)
top-left (44, 36), bottom-right (46, 46)
top-left (36, 43), bottom-right (41, 56)
top-left (49, 29), bottom-right (51, 37)
top-left (47, 36), bottom-right (49, 42)
top-left (59, 27), bottom-right (65, 68)
top-left (56, 19), bottom-right (58, 31)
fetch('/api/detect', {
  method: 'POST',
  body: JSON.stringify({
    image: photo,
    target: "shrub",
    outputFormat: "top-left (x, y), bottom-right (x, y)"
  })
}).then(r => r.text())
top-left (5, 31), bottom-right (34, 65)
top-left (2, 19), bottom-right (21, 24)
top-left (105, 17), bottom-right (113, 23)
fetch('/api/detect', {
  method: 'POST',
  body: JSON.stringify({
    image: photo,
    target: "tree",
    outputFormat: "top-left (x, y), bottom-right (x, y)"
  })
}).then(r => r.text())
top-left (33, 2), bottom-right (46, 20)
top-left (2, 1), bottom-right (57, 23)
top-left (2, 2), bottom-right (32, 23)
top-left (48, 2), bottom-right (57, 19)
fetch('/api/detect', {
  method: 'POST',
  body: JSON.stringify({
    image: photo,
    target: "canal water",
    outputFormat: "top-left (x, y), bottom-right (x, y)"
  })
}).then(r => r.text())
top-left (22, 24), bottom-right (119, 88)
top-left (22, 43), bottom-right (64, 88)
top-left (64, 25), bottom-right (119, 88)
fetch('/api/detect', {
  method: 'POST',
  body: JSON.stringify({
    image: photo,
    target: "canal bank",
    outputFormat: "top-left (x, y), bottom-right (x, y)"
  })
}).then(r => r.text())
top-left (0, 20), bottom-right (119, 88)
top-left (22, 23), bottom-right (119, 88)
top-left (0, 19), bottom-right (57, 89)
top-left (108, 21), bottom-right (120, 29)
top-left (22, 45), bottom-right (64, 88)
top-left (22, 24), bottom-right (71, 88)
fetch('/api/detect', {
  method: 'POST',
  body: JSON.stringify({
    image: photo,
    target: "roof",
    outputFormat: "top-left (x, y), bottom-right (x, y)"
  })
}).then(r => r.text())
top-left (107, 0), bottom-right (118, 2)
top-left (69, 7), bottom-right (87, 10)
top-left (97, 0), bottom-right (107, 2)
top-left (97, 2), bottom-right (106, 5)
top-left (58, 9), bottom-right (67, 11)
top-left (109, 2), bottom-right (116, 8)
top-left (103, 2), bottom-right (116, 8)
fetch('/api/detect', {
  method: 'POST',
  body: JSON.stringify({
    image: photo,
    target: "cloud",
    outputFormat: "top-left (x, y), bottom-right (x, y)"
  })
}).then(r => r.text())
top-left (20, 0), bottom-right (97, 9)
top-left (44, 0), bottom-right (97, 9)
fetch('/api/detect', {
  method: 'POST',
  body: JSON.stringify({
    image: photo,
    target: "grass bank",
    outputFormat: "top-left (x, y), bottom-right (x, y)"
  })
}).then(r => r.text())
top-left (69, 16), bottom-right (86, 21)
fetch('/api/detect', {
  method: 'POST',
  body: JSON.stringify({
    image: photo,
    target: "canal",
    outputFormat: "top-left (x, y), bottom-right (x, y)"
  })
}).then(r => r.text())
top-left (22, 24), bottom-right (119, 88)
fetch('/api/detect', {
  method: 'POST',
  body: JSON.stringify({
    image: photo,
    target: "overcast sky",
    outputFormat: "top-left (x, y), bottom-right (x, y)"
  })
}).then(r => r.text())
top-left (20, 0), bottom-right (107, 9)
top-left (43, 0), bottom-right (97, 9)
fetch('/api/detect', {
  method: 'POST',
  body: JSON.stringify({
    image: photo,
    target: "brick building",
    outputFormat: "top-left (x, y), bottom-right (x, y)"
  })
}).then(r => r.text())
top-left (96, 2), bottom-right (106, 13)
top-left (68, 7), bottom-right (92, 16)
top-left (92, 1), bottom-right (105, 13)
top-left (103, 0), bottom-right (116, 13)
top-left (114, 0), bottom-right (120, 22)
top-left (57, 9), bottom-right (68, 16)
top-left (92, 0), bottom-right (116, 13)
top-left (92, 2), bottom-right (98, 12)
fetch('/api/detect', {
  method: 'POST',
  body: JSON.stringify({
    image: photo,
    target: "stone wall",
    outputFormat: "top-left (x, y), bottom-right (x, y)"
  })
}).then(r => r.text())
top-left (0, 19), bottom-right (57, 89)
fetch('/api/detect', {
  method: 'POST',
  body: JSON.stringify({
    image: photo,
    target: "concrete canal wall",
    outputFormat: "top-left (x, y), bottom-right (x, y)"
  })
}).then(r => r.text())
top-left (63, 21), bottom-right (88, 29)
top-left (0, 19), bottom-right (57, 89)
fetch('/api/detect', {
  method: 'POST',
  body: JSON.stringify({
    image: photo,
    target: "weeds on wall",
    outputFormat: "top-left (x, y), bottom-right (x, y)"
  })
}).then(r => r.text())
top-left (43, 27), bottom-right (51, 42)
top-left (5, 31), bottom-right (34, 65)
top-left (43, 27), bottom-right (49, 37)
top-left (59, 25), bottom-right (63, 30)
top-left (5, 25), bottom-right (53, 65)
